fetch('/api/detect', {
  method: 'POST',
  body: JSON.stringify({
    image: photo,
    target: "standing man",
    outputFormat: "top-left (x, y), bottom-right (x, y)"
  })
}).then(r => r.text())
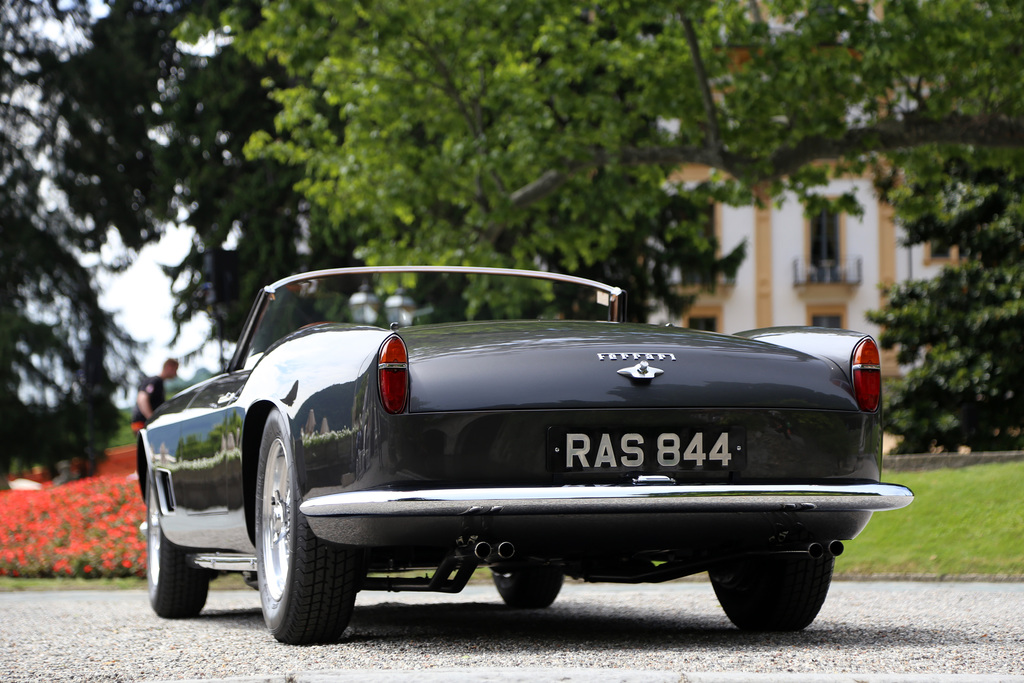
top-left (131, 359), bottom-right (179, 433)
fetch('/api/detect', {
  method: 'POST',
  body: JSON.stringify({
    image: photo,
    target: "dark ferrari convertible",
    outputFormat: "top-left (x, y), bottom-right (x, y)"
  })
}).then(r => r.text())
top-left (137, 266), bottom-right (913, 644)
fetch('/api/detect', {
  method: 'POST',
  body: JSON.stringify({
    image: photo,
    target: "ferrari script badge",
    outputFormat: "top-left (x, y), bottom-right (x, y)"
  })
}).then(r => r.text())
top-left (597, 352), bottom-right (677, 361)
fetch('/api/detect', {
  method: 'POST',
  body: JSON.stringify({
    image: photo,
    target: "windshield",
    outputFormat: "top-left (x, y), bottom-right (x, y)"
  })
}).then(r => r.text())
top-left (237, 267), bottom-right (624, 369)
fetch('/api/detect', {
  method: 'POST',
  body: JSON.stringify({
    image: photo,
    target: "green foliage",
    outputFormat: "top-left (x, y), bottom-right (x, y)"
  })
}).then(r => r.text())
top-left (868, 158), bottom-right (1024, 453)
top-left (227, 0), bottom-right (1024, 318)
top-left (841, 461), bottom-right (1024, 576)
top-left (234, 0), bottom-right (768, 317)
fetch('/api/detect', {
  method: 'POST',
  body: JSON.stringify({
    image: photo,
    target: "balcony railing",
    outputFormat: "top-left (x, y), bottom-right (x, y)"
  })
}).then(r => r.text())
top-left (792, 257), bottom-right (862, 286)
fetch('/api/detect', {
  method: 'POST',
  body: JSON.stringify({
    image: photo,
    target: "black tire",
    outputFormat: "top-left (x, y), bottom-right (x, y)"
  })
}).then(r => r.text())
top-left (492, 566), bottom-right (565, 609)
top-left (255, 411), bottom-right (362, 644)
top-left (709, 554), bottom-right (834, 631)
top-left (146, 474), bottom-right (211, 618)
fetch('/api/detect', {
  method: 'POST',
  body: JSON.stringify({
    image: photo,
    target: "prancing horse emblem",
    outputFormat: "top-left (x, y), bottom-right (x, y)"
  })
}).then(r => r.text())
top-left (617, 360), bottom-right (664, 382)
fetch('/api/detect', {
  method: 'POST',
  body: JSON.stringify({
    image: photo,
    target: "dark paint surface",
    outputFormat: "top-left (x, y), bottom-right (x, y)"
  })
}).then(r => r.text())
top-left (141, 308), bottom-right (882, 559)
top-left (401, 322), bottom-right (858, 412)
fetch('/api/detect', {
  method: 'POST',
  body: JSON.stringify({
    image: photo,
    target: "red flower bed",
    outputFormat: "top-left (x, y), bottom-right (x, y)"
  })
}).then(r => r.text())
top-left (0, 475), bottom-right (146, 579)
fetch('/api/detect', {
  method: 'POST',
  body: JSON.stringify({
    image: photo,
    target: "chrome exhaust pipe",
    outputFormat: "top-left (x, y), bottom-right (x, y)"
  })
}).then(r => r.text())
top-left (829, 540), bottom-right (845, 557)
top-left (807, 542), bottom-right (824, 559)
top-left (473, 540), bottom-right (515, 562)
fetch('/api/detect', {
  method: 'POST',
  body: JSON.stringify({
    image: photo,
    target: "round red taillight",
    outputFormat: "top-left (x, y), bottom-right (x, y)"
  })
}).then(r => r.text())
top-left (852, 338), bottom-right (881, 412)
top-left (378, 335), bottom-right (408, 414)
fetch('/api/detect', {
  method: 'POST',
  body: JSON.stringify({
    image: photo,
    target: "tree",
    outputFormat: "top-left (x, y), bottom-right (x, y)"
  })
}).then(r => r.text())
top-left (1, 0), bottom-right (362, 478)
top-left (153, 2), bottom-right (338, 340)
top-left (0, 0), bottom-right (172, 476)
top-left (232, 0), bottom-right (1024, 301)
top-left (236, 0), bottom-right (772, 319)
top-left (1, 0), bottom-right (337, 480)
top-left (868, 155), bottom-right (1024, 453)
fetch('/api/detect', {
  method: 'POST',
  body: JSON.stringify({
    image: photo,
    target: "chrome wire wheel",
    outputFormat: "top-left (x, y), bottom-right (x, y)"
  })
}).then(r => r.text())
top-left (260, 436), bottom-right (292, 603)
top-left (255, 410), bottom-right (363, 644)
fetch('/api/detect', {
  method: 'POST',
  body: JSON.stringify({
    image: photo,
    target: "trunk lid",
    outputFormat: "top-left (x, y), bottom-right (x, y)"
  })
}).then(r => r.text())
top-left (401, 321), bottom-right (857, 413)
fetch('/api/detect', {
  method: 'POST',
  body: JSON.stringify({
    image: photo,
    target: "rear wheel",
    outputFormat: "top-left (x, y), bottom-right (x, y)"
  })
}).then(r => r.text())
top-left (492, 566), bottom-right (565, 608)
top-left (709, 554), bottom-right (834, 631)
top-left (255, 411), bottom-right (362, 644)
top-left (146, 475), bottom-right (210, 618)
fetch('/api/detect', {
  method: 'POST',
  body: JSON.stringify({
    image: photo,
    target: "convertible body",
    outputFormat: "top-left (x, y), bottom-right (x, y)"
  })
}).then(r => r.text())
top-left (138, 266), bottom-right (912, 643)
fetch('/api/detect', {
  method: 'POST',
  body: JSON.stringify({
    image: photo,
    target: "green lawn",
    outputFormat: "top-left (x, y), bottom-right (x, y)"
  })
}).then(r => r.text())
top-left (838, 460), bottom-right (1024, 576)
top-left (2, 462), bottom-right (1021, 592)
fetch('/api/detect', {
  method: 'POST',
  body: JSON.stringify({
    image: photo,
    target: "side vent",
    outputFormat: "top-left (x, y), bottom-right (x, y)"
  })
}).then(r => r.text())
top-left (155, 468), bottom-right (177, 514)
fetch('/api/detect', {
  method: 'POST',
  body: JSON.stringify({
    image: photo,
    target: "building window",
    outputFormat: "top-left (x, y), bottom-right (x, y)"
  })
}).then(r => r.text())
top-left (685, 307), bottom-right (722, 332)
top-left (681, 202), bottom-right (721, 287)
top-left (700, 202), bottom-right (716, 240)
top-left (807, 305), bottom-right (846, 329)
top-left (809, 208), bottom-right (842, 282)
top-left (794, 205), bottom-right (861, 286)
top-left (811, 314), bottom-right (843, 328)
top-left (925, 240), bottom-right (960, 264)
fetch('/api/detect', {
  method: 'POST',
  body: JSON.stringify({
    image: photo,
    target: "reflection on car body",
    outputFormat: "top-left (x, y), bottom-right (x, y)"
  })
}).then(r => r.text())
top-left (137, 266), bottom-right (912, 644)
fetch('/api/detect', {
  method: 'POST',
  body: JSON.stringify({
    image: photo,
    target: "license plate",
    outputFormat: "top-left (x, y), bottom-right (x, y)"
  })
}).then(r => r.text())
top-left (547, 427), bottom-right (746, 473)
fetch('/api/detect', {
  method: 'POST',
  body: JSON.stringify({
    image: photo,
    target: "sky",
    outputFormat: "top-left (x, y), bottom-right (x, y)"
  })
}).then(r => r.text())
top-left (95, 224), bottom-right (225, 402)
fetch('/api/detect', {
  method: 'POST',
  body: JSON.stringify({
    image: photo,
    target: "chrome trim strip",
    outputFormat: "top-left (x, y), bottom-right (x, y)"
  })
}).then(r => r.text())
top-left (265, 265), bottom-right (623, 300)
top-left (265, 266), bottom-right (626, 323)
top-left (190, 553), bottom-right (258, 571)
top-left (140, 427), bottom-right (153, 465)
top-left (300, 483), bottom-right (913, 518)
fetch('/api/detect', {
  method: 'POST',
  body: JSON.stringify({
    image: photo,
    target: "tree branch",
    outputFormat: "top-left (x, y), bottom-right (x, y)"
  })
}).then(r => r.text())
top-left (508, 114), bottom-right (1024, 208)
top-left (404, 31), bottom-right (511, 239)
top-left (681, 16), bottom-right (722, 155)
top-left (509, 169), bottom-right (572, 208)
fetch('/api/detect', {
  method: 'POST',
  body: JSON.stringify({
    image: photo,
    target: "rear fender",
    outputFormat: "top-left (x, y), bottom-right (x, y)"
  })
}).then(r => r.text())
top-left (736, 327), bottom-right (882, 467)
top-left (734, 327), bottom-right (871, 378)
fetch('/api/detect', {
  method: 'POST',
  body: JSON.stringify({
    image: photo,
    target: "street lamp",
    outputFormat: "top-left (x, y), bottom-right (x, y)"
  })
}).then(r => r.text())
top-left (348, 284), bottom-right (381, 324)
top-left (384, 289), bottom-right (417, 327)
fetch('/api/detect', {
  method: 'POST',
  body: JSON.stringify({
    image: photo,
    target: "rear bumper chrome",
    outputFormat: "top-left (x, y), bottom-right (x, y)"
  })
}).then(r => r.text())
top-left (299, 482), bottom-right (913, 518)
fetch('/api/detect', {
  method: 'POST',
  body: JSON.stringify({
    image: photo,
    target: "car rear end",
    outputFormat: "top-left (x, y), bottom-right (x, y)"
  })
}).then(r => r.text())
top-left (301, 321), bottom-right (910, 567)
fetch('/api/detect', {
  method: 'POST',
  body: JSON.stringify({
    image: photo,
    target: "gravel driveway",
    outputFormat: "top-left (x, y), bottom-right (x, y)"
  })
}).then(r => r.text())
top-left (1, 580), bottom-right (1022, 682)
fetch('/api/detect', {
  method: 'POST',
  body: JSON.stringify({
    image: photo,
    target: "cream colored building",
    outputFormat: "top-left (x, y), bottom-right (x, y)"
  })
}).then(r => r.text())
top-left (670, 169), bottom-right (951, 378)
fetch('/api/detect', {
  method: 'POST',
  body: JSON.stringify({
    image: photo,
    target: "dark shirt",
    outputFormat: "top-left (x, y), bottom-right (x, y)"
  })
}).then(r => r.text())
top-left (131, 375), bottom-right (166, 423)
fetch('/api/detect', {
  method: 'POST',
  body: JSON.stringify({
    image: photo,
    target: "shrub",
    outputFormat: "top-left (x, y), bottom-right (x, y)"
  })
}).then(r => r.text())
top-left (0, 476), bottom-right (146, 578)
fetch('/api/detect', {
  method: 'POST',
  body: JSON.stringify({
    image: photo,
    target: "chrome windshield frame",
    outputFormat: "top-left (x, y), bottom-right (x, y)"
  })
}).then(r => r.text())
top-left (228, 266), bottom-right (627, 372)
